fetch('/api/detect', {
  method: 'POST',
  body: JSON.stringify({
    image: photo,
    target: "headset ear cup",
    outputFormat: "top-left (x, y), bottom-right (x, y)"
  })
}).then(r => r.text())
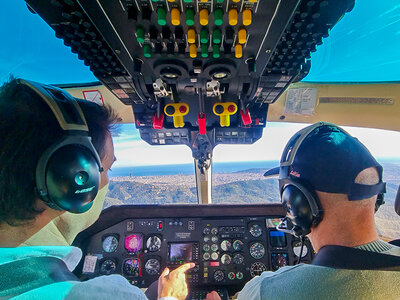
top-left (45, 145), bottom-right (100, 213)
top-left (282, 185), bottom-right (314, 235)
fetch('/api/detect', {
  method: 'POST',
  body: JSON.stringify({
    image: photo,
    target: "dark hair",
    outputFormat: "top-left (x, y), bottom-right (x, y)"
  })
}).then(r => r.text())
top-left (0, 77), bottom-right (117, 225)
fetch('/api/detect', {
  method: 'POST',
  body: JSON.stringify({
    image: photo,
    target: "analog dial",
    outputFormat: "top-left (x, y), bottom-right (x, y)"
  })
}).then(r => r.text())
top-left (220, 253), bottom-right (231, 265)
top-left (293, 241), bottom-right (308, 258)
top-left (220, 240), bottom-right (232, 251)
top-left (250, 262), bottom-right (267, 277)
top-left (146, 235), bottom-right (162, 252)
top-left (250, 242), bottom-right (265, 259)
top-left (100, 259), bottom-right (116, 275)
top-left (249, 224), bottom-right (262, 237)
top-left (214, 270), bottom-right (225, 282)
top-left (233, 253), bottom-right (244, 265)
top-left (123, 259), bottom-right (139, 276)
top-left (232, 240), bottom-right (243, 251)
top-left (145, 258), bottom-right (161, 275)
top-left (102, 235), bottom-right (118, 253)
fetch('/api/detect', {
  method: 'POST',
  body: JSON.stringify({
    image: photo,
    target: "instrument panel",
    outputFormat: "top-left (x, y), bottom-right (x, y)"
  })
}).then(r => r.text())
top-left (75, 204), bottom-right (313, 294)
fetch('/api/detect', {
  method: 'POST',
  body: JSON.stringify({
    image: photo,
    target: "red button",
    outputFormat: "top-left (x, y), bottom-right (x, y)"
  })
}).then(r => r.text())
top-left (179, 105), bottom-right (187, 113)
top-left (210, 261), bottom-right (220, 267)
top-left (228, 105), bottom-right (236, 113)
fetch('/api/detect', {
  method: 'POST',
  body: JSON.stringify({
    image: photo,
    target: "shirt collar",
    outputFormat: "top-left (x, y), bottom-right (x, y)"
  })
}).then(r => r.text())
top-left (354, 239), bottom-right (393, 253)
top-left (0, 246), bottom-right (82, 272)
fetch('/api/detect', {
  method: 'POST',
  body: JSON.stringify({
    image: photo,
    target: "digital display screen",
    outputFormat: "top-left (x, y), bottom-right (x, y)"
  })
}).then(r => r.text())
top-left (266, 218), bottom-right (282, 228)
top-left (169, 243), bottom-right (193, 262)
top-left (269, 230), bottom-right (287, 248)
top-left (124, 234), bottom-right (143, 253)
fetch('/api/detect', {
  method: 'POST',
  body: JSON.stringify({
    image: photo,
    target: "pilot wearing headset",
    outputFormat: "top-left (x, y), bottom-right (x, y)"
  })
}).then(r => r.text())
top-left (208, 122), bottom-right (400, 300)
top-left (0, 78), bottom-right (192, 299)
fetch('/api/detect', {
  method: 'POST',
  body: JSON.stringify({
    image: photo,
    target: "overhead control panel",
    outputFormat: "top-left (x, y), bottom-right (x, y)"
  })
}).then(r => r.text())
top-left (74, 204), bottom-right (313, 296)
top-left (25, 0), bottom-right (355, 159)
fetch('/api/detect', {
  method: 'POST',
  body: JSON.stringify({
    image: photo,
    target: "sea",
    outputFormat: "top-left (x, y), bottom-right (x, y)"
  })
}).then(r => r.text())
top-left (109, 160), bottom-right (279, 177)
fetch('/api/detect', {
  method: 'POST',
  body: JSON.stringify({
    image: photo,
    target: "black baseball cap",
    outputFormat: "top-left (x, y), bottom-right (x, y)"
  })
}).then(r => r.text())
top-left (264, 122), bottom-right (386, 200)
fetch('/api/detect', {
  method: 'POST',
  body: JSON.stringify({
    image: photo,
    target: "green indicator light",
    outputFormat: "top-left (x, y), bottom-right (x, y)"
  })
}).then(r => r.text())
top-left (186, 8), bottom-right (195, 26)
top-left (184, 0), bottom-right (192, 2)
top-left (143, 44), bottom-right (152, 58)
top-left (157, 7), bottom-right (167, 26)
top-left (200, 28), bottom-right (209, 43)
top-left (214, 8), bottom-right (223, 26)
top-left (213, 44), bottom-right (220, 58)
top-left (136, 27), bottom-right (145, 43)
top-left (201, 43), bottom-right (209, 58)
top-left (213, 28), bottom-right (222, 44)
top-left (216, 0), bottom-right (224, 2)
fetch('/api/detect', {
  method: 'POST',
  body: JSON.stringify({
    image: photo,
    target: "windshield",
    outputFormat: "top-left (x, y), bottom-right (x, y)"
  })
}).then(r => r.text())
top-left (105, 123), bottom-right (400, 241)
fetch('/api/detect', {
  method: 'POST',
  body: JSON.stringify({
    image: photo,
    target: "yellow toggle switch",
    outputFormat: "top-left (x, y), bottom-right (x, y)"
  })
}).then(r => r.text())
top-left (243, 9), bottom-right (252, 26)
top-left (187, 28), bottom-right (196, 44)
top-left (232, 0), bottom-right (240, 2)
top-left (199, 9), bottom-right (209, 26)
top-left (238, 28), bottom-right (247, 44)
top-left (189, 44), bottom-right (197, 58)
top-left (213, 102), bottom-right (238, 127)
top-left (235, 44), bottom-right (243, 58)
top-left (249, 0), bottom-right (258, 2)
top-left (171, 8), bottom-right (181, 26)
top-left (164, 103), bottom-right (189, 128)
top-left (228, 9), bottom-right (238, 26)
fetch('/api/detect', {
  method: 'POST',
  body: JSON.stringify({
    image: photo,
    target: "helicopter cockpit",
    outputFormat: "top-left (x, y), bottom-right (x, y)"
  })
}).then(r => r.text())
top-left (2, 0), bottom-right (400, 299)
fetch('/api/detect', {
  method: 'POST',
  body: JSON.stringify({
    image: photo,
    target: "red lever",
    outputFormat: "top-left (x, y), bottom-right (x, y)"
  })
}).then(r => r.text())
top-left (240, 108), bottom-right (252, 126)
top-left (151, 113), bottom-right (164, 129)
top-left (198, 113), bottom-right (207, 135)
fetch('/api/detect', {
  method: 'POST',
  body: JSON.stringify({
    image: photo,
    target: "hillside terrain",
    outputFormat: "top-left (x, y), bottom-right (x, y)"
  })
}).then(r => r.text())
top-left (105, 163), bottom-right (400, 240)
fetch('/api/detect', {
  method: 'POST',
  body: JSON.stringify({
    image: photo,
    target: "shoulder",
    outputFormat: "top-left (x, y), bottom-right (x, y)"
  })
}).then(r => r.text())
top-left (65, 275), bottom-right (147, 300)
top-left (237, 265), bottom-right (310, 300)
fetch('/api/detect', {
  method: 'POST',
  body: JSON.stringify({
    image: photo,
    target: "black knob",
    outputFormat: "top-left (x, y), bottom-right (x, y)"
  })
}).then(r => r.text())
top-left (166, 105), bottom-right (175, 115)
top-left (215, 105), bottom-right (224, 114)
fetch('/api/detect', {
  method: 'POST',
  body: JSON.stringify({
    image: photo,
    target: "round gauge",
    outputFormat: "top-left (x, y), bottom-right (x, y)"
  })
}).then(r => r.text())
top-left (214, 270), bottom-right (225, 282)
top-left (211, 244), bottom-right (218, 251)
top-left (233, 253), bottom-right (244, 265)
top-left (145, 258), bottom-right (161, 276)
top-left (146, 235), bottom-right (162, 252)
top-left (228, 272), bottom-right (235, 280)
top-left (203, 244), bottom-right (210, 252)
top-left (293, 241), bottom-right (308, 258)
top-left (250, 242), bottom-right (265, 259)
top-left (236, 271), bottom-right (244, 280)
top-left (203, 252), bottom-right (210, 260)
top-left (203, 227), bottom-right (210, 235)
top-left (100, 259), bottom-right (116, 275)
top-left (211, 252), bottom-right (219, 261)
top-left (271, 254), bottom-right (288, 271)
top-left (102, 235), bottom-right (118, 253)
top-left (250, 262), bottom-right (267, 277)
top-left (220, 240), bottom-right (232, 251)
top-left (233, 240), bottom-right (244, 251)
top-left (211, 227), bottom-right (218, 235)
top-left (123, 259), bottom-right (139, 276)
top-left (211, 236), bottom-right (219, 243)
top-left (249, 224), bottom-right (263, 238)
top-left (203, 236), bottom-right (210, 243)
top-left (220, 253), bottom-right (231, 265)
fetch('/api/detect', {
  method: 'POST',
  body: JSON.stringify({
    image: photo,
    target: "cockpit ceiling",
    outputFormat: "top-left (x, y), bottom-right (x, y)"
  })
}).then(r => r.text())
top-left (63, 82), bottom-right (400, 132)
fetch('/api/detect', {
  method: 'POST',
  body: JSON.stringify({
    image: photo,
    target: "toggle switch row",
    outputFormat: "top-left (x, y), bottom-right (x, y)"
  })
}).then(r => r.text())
top-left (155, 6), bottom-right (253, 27)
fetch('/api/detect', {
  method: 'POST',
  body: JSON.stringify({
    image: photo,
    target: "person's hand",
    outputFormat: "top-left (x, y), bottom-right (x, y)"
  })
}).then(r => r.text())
top-left (205, 291), bottom-right (222, 300)
top-left (158, 263), bottom-right (195, 300)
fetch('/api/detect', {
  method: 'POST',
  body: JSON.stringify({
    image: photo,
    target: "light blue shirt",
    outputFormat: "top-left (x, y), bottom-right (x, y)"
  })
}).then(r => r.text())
top-left (237, 240), bottom-right (400, 300)
top-left (0, 246), bottom-right (148, 300)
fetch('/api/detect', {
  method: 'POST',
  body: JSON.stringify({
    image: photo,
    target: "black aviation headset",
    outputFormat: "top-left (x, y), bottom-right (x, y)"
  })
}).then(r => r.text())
top-left (18, 79), bottom-right (103, 213)
top-left (270, 122), bottom-right (386, 238)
